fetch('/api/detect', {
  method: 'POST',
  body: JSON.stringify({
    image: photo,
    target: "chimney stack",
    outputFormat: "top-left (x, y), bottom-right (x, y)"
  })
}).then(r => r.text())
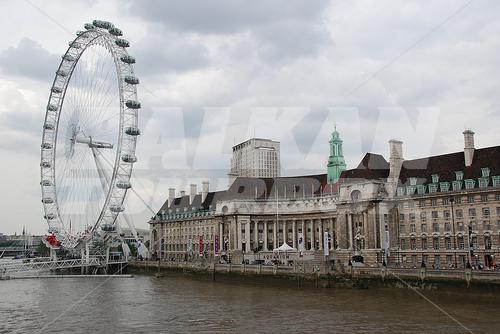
top-left (463, 129), bottom-right (475, 167)
top-left (202, 180), bottom-right (209, 203)
top-left (190, 184), bottom-right (197, 204)
top-left (168, 188), bottom-right (175, 206)
top-left (388, 139), bottom-right (404, 196)
top-left (180, 190), bottom-right (186, 197)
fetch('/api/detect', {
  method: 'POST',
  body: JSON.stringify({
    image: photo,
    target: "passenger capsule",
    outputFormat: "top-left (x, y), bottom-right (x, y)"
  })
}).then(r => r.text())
top-left (125, 126), bottom-right (141, 136)
top-left (42, 198), bottom-right (54, 204)
top-left (124, 75), bottom-right (139, 85)
top-left (48, 226), bottom-right (58, 234)
top-left (76, 30), bottom-right (85, 37)
top-left (57, 70), bottom-right (68, 77)
top-left (110, 205), bottom-right (125, 213)
top-left (44, 123), bottom-right (55, 130)
top-left (125, 100), bottom-right (141, 109)
top-left (101, 223), bottom-right (116, 232)
top-left (84, 23), bottom-right (94, 30)
top-left (40, 161), bottom-right (52, 168)
top-left (41, 143), bottom-right (53, 149)
top-left (120, 55), bottom-right (136, 64)
top-left (62, 54), bottom-right (75, 62)
top-left (116, 180), bottom-right (132, 189)
top-left (51, 87), bottom-right (63, 94)
top-left (109, 27), bottom-right (122, 36)
top-left (92, 20), bottom-right (114, 29)
top-left (121, 154), bottom-right (137, 163)
top-left (40, 180), bottom-right (52, 186)
top-left (69, 41), bottom-right (81, 49)
top-left (115, 38), bottom-right (130, 48)
top-left (47, 104), bottom-right (58, 112)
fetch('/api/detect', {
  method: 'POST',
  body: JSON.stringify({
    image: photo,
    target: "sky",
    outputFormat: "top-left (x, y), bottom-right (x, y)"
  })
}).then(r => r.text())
top-left (0, 0), bottom-right (499, 235)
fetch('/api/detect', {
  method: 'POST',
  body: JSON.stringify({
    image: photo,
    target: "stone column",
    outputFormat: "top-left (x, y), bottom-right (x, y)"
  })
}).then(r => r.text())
top-left (245, 222), bottom-right (251, 253)
top-left (302, 220), bottom-right (306, 249)
top-left (348, 214), bottom-right (353, 250)
top-left (254, 221), bottom-right (259, 251)
top-left (237, 220), bottom-right (242, 251)
top-left (264, 221), bottom-right (268, 251)
top-left (273, 220), bottom-right (278, 249)
top-left (292, 220), bottom-right (297, 248)
top-left (310, 220), bottom-right (315, 250)
top-left (318, 219), bottom-right (323, 250)
top-left (219, 222), bottom-right (223, 252)
top-left (330, 218), bottom-right (334, 250)
top-left (282, 221), bottom-right (287, 245)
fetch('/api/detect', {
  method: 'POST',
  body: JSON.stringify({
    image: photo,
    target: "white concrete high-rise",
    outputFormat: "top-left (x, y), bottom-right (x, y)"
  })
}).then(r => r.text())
top-left (228, 138), bottom-right (280, 184)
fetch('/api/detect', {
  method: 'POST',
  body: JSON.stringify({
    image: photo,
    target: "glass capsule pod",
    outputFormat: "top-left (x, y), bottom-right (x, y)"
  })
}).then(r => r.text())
top-left (47, 104), bottom-right (58, 111)
top-left (56, 70), bottom-right (68, 77)
top-left (92, 20), bottom-right (114, 29)
top-left (42, 198), bottom-right (54, 204)
top-left (121, 154), bottom-right (137, 163)
top-left (84, 23), bottom-right (94, 30)
top-left (51, 87), bottom-right (63, 94)
top-left (124, 75), bottom-right (139, 85)
top-left (120, 55), bottom-right (136, 64)
top-left (115, 38), bottom-right (130, 48)
top-left (62, 54), bottom-right (75, 61)
top-left (40, 180), bottom-right (52, 186)
top-left (110, 205), bottom-right (125, 213)
top-left (44, 214), bottom-right (55, 220)
top-left (41, 143), bottom-right (53, 149)
top-left (109, 27), bottom-right (122, 36)
top-left (116, 180), bottom-right (132, 189)
top-left (40, 161), bottom-right (52, 168)
top-left (44, 123), bottom-right (55, 130)
top-left (125, 100), bottom-right (141, 109)
top-left (125, 126), bottom-right (141, 136)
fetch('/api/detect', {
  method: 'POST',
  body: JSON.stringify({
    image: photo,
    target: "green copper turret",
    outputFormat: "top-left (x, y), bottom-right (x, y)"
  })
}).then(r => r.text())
top-left (327, 125), bottom-right (346, 184)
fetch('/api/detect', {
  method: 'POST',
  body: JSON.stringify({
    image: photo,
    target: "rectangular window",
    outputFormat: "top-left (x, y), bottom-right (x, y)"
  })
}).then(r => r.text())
top-left (400, 239), bottom-right (407, 250)
top-left (431, 174), bottom-right (439, 183)
top-left (409, 213), bottom-right (416, 222)
top-left (454, 196), bottom-right (462, 204)
top-left (432, 211), bottom-right (439, 219)
top-left (484, 221), bottom-right (491, 231)
top-left (445, 237), bottom-right (452, 250)
top-left (431, 199), bottom-right (437, 206)
top-left (410, 177), bottom-right (417, 186)
top-left (483, 207), bottom-right (491, 217)
top-left (497, 193), bottom-right (500, 201)
top-left (421, 238), bottom-right (428, 250)
top-left (443, 198), bottom-right (449, 206)
top-left (482, 168), bottom-right (490, 178)
top-left (410, 224), bottom-right (416, 233)
top-left (444, 210), bottom-right (450, 219)
top-left (479, 178), bottom-right (489, 188)
top-left (397, 187), bottom-right (405, 196)
top-left (399, 213), bottom-right (405, 221)
top-left (497, 207), bottom-right (500, 216)
top-left (452, 181), bottom-right (463, 191)
top-left (429, 184), bottom-right (438, 194)
top-left (417, 185), bottom-right (426, 195)
top-left (468, 196), bottom-right (475, 203)
top-left (410, 238), bottom-right (417, 250)
top-left (465, 179), bottom-right (475, 190)
top-left (481, 194), bottom-right (489, 202)
top-left (406, 186), bottom-right (416, 195)
top-left (419, 200), bottom-right (426, 208)
top-left (469, 208), bottom-right (476, 217)
top-left (399, 224), bottom-right (406, 234)
top-left (444, 222), bottom-right (451, 232)
top-left (433, 237), bottom-right (440, 250)
top-left (456, 209), bottom-right (463, 218)
top-left (433, 223), bottom-right (439, 232)
top-left (492, 176), bottom-right (500, 188)
top-left (457, 222), bottom-right (464, 231)
top-left (440, 182), bottom-right (450, 192)
top-left (455, 171), bottom-right (464, 181)
top-left (420, 212), bottom-right (427, 221)
top-left (421, 223), bottom-right (427, 233)
top-left (458, 237), bottom-right (465, 249)
top-left (485, 236), bottom-right (492, 250)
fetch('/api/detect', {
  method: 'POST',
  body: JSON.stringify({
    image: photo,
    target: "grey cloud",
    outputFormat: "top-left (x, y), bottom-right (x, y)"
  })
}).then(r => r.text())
top-left (134, 34), bottom-right (211, 75)
top-left (0, 38), bottom-right (59, 81)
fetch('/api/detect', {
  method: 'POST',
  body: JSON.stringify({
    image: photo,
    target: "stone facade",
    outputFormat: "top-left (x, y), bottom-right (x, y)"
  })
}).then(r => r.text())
top-left (149, 130), bottom-right (500, 269)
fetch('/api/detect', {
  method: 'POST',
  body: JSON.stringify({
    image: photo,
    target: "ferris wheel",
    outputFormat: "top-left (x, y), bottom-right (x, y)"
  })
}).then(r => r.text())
top-left (40, 20), bottom-right (141, 249)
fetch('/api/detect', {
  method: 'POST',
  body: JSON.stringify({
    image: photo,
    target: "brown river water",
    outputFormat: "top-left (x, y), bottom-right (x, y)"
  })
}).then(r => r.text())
top-left (0, 269), bottom-right (499, 333)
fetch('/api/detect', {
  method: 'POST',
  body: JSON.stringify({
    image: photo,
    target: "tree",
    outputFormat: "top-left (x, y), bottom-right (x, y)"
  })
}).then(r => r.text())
top-left (36, 241), bottom-right (49, 257)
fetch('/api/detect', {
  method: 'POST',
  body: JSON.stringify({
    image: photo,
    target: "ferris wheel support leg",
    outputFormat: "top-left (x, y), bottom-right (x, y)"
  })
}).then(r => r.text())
top-left (50, 248), bottom-right (57, 262)
top-left (105, 246), bottom-right (110, 274)
top-left (81, 248), bottom-right (85, 275)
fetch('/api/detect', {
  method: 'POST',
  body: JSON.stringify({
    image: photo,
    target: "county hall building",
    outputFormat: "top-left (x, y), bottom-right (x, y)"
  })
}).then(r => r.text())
top-left (149, 128), bottom-right (500, 269)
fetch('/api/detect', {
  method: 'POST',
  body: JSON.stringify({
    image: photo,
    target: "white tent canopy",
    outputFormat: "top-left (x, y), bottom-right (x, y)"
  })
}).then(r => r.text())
top-left (273, 243), bottom-right (297, 252)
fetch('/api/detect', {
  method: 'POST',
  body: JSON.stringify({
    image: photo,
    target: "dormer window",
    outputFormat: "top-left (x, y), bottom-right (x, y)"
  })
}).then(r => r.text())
top-left (481, 168), bottom-right (490, 178)
top-left (439, 182), bottom-right (450, 192)
top-left (455, 171), bottom-right (464, 181)
top-left (452, 180), bottom-right (462, 191)
top-left (409, 177), bottom-right (417, 186)
top-left (417, 184), bottom-right (426, 195)
top-left (431, 174), bottom-right (439, 183)
top-left (478, 178), bottom-right (489, 188)
top-left (493, 176), bottom-right (500, 187)
top-left (464, 179), bottom-right (475, 190)
top-left (428, 184), bottom-right (438, 194)
top-left (397, 187), bottom-right (405, 197)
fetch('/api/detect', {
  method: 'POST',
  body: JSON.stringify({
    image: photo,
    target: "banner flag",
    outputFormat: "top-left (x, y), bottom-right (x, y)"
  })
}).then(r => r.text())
top-left (298, 232), bottom-right (304, 257)
top-left (199, 236), bottom-right (203, 257)
top-left (214, 235), bottom-right (219, 256)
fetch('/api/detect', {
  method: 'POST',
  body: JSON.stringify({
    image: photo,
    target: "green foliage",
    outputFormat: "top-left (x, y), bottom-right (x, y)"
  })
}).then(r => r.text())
top-left (36, 240), bottom-right (49, 257)
top-left (127, 242), bottom-right (137, 257)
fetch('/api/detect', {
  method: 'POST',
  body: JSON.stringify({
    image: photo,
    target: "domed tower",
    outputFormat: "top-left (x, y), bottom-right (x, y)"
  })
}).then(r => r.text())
top-left (327, 125), bottom-right (347, 184)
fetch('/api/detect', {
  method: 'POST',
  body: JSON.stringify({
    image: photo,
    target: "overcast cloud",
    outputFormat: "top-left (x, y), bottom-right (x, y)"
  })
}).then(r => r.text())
top-left (0, 0), bottom-right (499, 235)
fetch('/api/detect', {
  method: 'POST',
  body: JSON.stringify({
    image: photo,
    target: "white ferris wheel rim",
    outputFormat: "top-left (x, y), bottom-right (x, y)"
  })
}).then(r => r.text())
top-left (40, 20), bottom-right (140, 249)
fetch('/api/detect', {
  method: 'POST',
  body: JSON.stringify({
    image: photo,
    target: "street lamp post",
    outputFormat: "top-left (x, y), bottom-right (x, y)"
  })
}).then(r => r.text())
top-left (450, 197), bottom-right (458, 268)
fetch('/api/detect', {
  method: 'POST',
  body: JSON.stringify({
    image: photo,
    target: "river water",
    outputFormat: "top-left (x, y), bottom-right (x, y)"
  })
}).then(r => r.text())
top-left (1, 268), bottom-right (499, 333)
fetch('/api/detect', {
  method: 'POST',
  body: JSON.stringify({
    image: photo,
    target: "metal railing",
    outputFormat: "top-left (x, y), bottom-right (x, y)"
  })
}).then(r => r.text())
top-left (0, 258), bottom-right (101, 274)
